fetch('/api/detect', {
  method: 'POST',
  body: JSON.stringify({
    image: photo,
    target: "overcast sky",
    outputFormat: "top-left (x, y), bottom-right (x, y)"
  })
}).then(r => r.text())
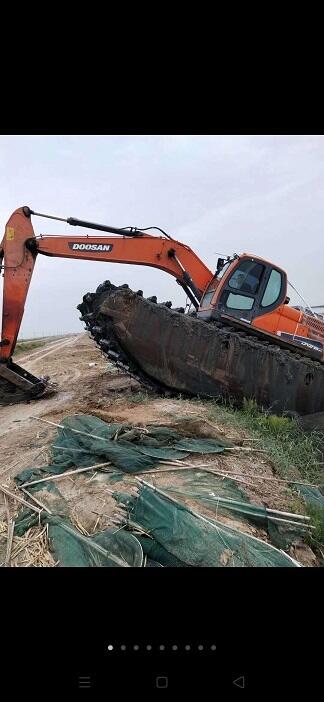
top-left (1, 135), bottom-right (323, 338)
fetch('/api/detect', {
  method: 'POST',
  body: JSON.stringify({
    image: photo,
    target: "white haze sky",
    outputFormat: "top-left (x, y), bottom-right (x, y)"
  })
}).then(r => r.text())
top-left (0, 134), bottom-right (323, 339)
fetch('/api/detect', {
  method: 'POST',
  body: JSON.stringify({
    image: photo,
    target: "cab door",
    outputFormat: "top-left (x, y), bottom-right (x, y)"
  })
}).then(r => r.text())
top-left (218, 258), bottom-right (266, 322)
top-left (199, 256), bottom-right (286, 326)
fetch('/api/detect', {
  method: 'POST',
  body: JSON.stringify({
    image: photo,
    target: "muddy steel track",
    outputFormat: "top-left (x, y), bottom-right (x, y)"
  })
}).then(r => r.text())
top-left (78, 281), bottom-right (324, 416)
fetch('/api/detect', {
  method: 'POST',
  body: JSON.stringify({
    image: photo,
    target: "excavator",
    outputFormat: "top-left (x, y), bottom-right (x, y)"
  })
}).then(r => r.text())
top-left (1, 205), bottom-right (324, 415)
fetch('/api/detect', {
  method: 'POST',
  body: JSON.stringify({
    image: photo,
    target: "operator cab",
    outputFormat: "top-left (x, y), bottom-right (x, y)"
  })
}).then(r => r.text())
top-left (198, 254), bottom-right (287, 323)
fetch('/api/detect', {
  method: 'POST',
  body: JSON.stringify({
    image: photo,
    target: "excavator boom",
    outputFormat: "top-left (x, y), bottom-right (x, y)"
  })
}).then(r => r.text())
top-left (0, 207), bottom-right (213, 363)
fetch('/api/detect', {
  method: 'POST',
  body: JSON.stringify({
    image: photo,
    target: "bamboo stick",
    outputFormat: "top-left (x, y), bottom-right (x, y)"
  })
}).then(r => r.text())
top-left (5, 520), bottom-right (15, 566)
top-left (212, 469), bottom-right (320, 488)
top-left (3, 493), bottom-right (10, 523)
top-left (52, 446), bottom-right (94, 453)
top-left (177, 465), bottom-right (319, 488)
top-left (138, 463), bottom-right (257, 488)
top-left (136, 465), bottom-right (196, 475)
top-left (0, 484), bottom-right (41, 514)
top-left (207, 495), bottom-right (310, 521)
top-left (266, 507), bottom-right (310, 520)
top-left (227, 438), bottom-right (260, 442)
top-left (158, 459), bottom-right (188, 466)
top-left (19, 487), bottom-right (52, 514)
top-left (165, 487), bottom-right (311, 527)
top-left (175, 446), bottom-right (265, 454)
top-left (31, 416), bottom-right (114, 443)
top-left (166, 489), bottom-right (310, 522)
top-left (192, 467), bottom-right (257, 487)
top-left (20, 462), bottom-right (112, 488)
top-left (266, 516), bottom-right (314, 529)
top-left (223, 447), bottom-right (266, 453)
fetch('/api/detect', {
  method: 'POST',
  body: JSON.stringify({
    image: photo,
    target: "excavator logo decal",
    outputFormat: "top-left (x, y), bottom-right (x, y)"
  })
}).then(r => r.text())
top-left (68, 243), bottom-right (113, 253)
top-left (6, 227), bottom-right (15, 241)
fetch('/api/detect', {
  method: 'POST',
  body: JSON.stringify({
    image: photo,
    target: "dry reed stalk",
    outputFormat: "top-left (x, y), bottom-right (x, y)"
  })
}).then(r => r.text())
top-left (4, 520), bottom-right (15, 566)
top-left (31, 416), bottom-right (115, 443)
top-left (0, 484), bottom-right (41, 514)
top-left (19, 487), bottom-right (52, 514)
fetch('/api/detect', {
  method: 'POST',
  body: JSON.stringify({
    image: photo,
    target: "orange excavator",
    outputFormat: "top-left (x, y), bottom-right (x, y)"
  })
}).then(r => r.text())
top-left (1, 205), bottom-right (324, 414)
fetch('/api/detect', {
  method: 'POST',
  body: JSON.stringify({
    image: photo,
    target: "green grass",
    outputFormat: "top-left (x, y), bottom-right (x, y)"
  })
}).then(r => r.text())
top-left (306, 505), bottom-right (324, 548)
top-left (195, 396), bottom-right (324, 482)
top-left (15, 340), bottom-right (48, 354)
top-left (112, 390), bottom-right (324, 546)
top-left (14, 334), bottom-right (68, 355)
top-left (125, 391), bottom-right (152, 404)
top-left (190, 396), bottom-right (324, 549)
top-left (110, 390), bottom-right (152, 412)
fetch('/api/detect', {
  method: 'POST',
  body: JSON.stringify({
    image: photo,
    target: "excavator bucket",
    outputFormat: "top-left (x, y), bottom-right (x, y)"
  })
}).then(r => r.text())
top-left (79, 282), bottom-right (324, 417)
top-left (0, 360), bottom-right (48, 405)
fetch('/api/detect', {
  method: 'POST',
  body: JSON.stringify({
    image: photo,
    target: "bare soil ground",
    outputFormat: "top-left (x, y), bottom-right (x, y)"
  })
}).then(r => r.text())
top-left (0, 333), bottom-right (317, 566)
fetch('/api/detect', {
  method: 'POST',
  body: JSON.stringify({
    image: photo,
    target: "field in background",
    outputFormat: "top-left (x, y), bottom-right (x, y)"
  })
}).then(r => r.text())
top-left (15, 333), bottom-right (77, 355)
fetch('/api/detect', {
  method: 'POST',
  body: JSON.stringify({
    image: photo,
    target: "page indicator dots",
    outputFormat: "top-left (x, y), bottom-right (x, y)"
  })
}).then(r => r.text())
top-left (106, 642), bottom-right (217, 651)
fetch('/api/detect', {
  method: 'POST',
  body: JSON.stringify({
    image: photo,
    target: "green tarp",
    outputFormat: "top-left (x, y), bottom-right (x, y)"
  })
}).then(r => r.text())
top-left (16, 414), bottom-right (230, 485)
top-left (12, 414), bottom-right (302, 567)
top-left (14, 511), bottom-right (144, 567)
top-left (115, 485), bottom-right (300, 567)
top-left (295, 484), bottom-right (324, 510)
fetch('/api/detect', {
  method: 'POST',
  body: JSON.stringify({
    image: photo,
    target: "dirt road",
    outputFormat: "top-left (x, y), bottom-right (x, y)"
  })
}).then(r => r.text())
top-left (0, 333), bottom-right (137, 486)
top-left (1, 335), bottom-right (89, 436)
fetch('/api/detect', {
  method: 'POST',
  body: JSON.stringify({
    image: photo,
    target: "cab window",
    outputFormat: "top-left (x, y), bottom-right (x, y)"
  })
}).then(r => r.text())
top-left (226, 293), bottom-right (254, 310)
top-left (228, 260), bottom-right (264, 295)
top-left (200, 290), bottom-right (215, 307)
top-left (261, 269), bottom-right (282, 307)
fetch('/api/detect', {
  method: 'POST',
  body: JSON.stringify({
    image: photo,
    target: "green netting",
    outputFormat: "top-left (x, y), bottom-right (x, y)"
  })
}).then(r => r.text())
top-left (173, 438), bottom-right (228, 454)
top-left (266, 521), bottom-right (300, 550)
top-left (136, 536), bottom-right (188, 568)
top-left (48, 516), bottom-right (143, 567)
top-left (14, 509), bottom-right (40, 537)
top-left (14, 511), bottom-right (143, 567)
top-left (13, 415), bottom-right (303, 567)
top-left (16, 414), bottom-right (229, 485)
top-left (164, 472), bottom-right (309, 549)
top-left (179, 471), bottom-right (248, 501)
top-left (115, 485), bottom-right (300, 567)
top-left (294, 484), bottom-right (324, 509)
top-left (13, 415), bottom-right (232, 567)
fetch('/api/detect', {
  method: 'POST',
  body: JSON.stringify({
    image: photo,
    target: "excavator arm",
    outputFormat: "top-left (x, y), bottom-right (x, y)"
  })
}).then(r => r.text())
top-left (0, 207), bottom-right (213, 366)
